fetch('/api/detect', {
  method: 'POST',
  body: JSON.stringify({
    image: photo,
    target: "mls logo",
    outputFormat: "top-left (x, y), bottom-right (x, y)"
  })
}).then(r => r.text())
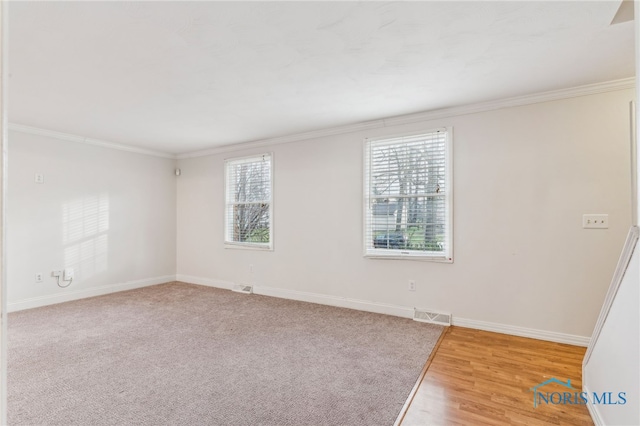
top-left (529, 378), bottom-right (627, 408)
top-left (529, 378), bottom-right (575, 408)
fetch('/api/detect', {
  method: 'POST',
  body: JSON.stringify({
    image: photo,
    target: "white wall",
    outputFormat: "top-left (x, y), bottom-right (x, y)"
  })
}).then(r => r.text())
top-left (583, 229), bottom-right (639, 425)
top-left (7, 130), bottom-right (177, 310)
top-left (177, 88), bottom-right (634, 341)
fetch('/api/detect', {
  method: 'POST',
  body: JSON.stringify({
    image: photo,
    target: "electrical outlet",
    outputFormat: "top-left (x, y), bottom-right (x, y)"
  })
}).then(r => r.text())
top-left (34, 173), bottom-right (44, 184)
top-left (408, 280), bottom-right (416, 291)
top-left (64, 268), bottom-right (74, 280)
top-left (52, 270), bottom-right (62, 278)
top-left (583, 214), bottom-right (609, 229)
top-left (35, 273), bottom-right (43, 283)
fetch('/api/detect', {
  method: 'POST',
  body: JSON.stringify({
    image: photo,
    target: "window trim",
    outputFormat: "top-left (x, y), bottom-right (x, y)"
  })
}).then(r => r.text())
top-left (224, 152), bottom-right (274, 251)
top-left (362, 128), bottom-right (453, 262)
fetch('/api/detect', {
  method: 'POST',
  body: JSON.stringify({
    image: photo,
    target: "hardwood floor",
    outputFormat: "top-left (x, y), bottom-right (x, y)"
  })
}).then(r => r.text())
top-left (399, 326), bottom-right (593, 425)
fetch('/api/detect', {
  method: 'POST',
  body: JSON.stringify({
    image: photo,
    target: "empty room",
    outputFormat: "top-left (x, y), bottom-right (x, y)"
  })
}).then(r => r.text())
top-left (1, 1), bottom-right (638, 425)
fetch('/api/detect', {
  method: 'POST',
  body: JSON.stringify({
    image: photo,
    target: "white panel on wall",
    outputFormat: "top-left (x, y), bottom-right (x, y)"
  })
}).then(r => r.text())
top-left (583, 226), bottom-right (640, 425)
top-left (7, 130), bottom-right (177, 309)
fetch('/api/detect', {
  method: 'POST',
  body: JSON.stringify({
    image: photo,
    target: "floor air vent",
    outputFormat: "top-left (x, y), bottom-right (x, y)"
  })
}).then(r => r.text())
top-left (232, 284), bottom-right (253, 294)
top-left (413, 309), bottom-right (451, 326)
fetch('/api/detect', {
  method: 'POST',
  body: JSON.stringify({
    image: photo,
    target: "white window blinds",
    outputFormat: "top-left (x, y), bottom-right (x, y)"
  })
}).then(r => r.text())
top-left (364, 129), bottom-right (452, 261)
top-left (225, 154), bottom-right (272, 248)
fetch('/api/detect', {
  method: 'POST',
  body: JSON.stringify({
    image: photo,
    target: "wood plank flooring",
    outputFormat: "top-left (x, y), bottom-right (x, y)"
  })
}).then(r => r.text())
top-left (400, 326), bottom-right (593, 425)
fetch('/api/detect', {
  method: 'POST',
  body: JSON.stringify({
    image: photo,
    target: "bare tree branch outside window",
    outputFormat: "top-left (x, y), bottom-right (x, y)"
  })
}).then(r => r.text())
top-left (226, 155), bottom-right (271, 245)
top-left (367, 132), bottom-right (449, 255)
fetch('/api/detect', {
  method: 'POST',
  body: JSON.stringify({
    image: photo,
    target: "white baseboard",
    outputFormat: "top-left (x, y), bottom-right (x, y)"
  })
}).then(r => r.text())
top-left (582, 384), bottom-right (604, 426)
top-left (253, 285), bottom-right (414, 319)
top-left (175, 274), bottom-right (235, 290)
top-left (179, 276), bottom-right (591, 346)
top-left (452, 317), bottom-right (591, 347)
top-left (7, 275), bottom-right (176, 313)
top-left (8, 272), bottom-right (593, 347)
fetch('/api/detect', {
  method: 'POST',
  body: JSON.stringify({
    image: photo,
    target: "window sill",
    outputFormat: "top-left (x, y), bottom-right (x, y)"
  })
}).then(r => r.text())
top-left (225, 242), bottom-right (273, 251)
top-left (364, 251), bottom-right (453, 263)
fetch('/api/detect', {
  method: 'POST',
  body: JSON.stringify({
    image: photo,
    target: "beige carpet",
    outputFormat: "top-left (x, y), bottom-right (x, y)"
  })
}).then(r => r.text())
top-left (8, 282), bottom-right (443, 425)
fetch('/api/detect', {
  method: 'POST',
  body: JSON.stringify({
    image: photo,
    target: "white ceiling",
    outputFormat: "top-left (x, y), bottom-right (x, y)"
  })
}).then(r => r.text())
top-left (8, 1), bottom-right (635, 155)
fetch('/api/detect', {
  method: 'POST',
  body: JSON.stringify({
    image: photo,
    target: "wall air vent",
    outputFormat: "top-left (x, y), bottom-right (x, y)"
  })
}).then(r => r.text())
top-left (413, 308), bottom-right (451, 326)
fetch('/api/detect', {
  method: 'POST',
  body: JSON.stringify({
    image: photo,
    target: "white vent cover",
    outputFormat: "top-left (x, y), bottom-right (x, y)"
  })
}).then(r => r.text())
top-left (413, 308), bottom-right (451, 326)
top-left (232, 284), bottom-right (253, 294)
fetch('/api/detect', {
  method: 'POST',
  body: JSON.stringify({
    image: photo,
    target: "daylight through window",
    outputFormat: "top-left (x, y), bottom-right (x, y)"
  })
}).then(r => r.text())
top-left (225, 154), bottom-right (272, 248)
top-left (364, 129), bottom-right (452, 261)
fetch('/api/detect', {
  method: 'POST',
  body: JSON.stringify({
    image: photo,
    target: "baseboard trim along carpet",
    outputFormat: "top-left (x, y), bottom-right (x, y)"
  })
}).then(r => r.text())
top-left (178, 275), bottom-right (591, 347)
top-left (255, 284), bottom-right (415, 319)
top-left (7, 275), bottom-right (176, 313)
top-left (175, 274), bottom-right (235, 291)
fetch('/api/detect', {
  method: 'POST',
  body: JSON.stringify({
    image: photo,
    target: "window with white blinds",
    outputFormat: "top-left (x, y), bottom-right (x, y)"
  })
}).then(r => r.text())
top-left (364, 129), bottom-right (452, 261)
top-left (225, 154), bottom-right (272, 249)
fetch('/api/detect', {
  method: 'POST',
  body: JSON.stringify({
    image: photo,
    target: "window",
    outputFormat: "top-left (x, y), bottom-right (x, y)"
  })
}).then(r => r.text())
top-left (225, 153), bottom-right (272, 249)
top-left (364, 129), bottom-right (452, 261)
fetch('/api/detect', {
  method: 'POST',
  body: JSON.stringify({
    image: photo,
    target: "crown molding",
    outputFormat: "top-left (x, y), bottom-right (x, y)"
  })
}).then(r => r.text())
top-left (8, 123), bottom-right (177, 159)
top-left (178, 77), bottom-right (635, 159)
top-left (9, 77), bottom-right (635, 160)
top-left (177, 119), bottom-right (385, 159)
top-left (383, 77), bottom-right (636, 127)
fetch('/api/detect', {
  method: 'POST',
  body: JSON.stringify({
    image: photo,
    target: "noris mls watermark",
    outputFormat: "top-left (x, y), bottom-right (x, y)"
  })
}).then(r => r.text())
top-left (529, 378), bottom-right (627, 408)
